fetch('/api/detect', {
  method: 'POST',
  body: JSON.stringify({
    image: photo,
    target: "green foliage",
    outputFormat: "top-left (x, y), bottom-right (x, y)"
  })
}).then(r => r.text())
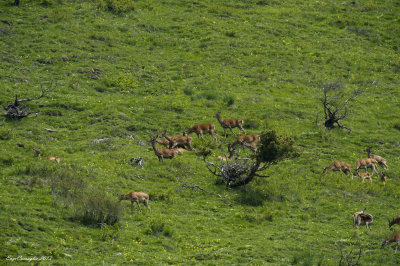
top-left (96, 0), bottom-right (135, 13)
top-left (256, 130), bottom-right (294, 163)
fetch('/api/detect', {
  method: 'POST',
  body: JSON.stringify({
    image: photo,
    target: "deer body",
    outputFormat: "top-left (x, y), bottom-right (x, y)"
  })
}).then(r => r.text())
top-left (229, 134), bottom-right (260, 152)
top-left (353, 209), bottom-right (373, 230)
top-left (389, 215), bottom-right (400, 228)
top-left (381, 232), bottom-right (400, 253)
top-left (149, 137), bottom-right (178, 162)
top-left (119, 191), bottom-right (150, 213)
top-left (162, 132), bottom-right (194, 150)
top-left (213, 111), bottom-right (245, 138)
top-left (48, 156), bottom-right (61, 163)
top-left (358, 172), bottom-right (372, 183)
top-left (355, 158), bottom-right (378, 176)
top-left (323, 161), bottom-right (353, 178)
top-left (186, 124), bottom-right (217, 141)
top-left (365, 147), bottom-right (388, 170)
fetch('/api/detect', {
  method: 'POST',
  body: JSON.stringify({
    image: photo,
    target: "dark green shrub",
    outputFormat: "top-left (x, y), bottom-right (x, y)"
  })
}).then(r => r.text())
top-left (256, 130), bottom-right (294, 163)
top-left (243, 119), bottom-right (260, 129)
top-left (96, 0), bottom-right (135, 14)
top-left (224, 95), bottom-right (235, 106)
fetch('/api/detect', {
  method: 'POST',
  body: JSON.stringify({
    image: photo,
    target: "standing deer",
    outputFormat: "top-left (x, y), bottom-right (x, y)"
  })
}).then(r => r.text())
top-left (229, 134), bottom-right (260, 152)
top-left (353, 208), bottom-right (373, 230)
top-left (162, 132), bottom-right (194, 150)
top-left (149, 137), bottom-right (178, 162)
top-left (119, 191), bottom-right (151, 213)
top-left (323, 161), bottom-right (354, 179)
top-left (186, 124), bottom-right (217, 141)
top-left (213, 111), bottom-right (245, 138)
top-left (355, 158), bottom-right (379, 176)
top-left (358, 172), bottom-right (372, 183)
top-left (389, 215), bottom-right (400, 228)
top-left (365, 146), bottom-right (388, 170)
top-left (381, 232), bottom-right (400, 253)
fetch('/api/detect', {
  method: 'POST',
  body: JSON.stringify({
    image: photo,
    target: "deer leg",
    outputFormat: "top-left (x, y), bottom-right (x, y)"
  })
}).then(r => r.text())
top-left (145, 200), bottom-right (151, 213)
top-left (136, 201), bottom-right (142, 212)
top-left (224, 128), bottom-right (227, 138)
top-left (229, 127), bottom-right (237, 137)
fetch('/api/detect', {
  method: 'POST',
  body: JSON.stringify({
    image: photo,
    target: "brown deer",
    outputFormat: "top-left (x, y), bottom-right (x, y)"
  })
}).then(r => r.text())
top-left (365, 146), bottom-right (388, 170)
top-left (186, 124), bottom-right (217, 141)
top-left (381, 232), bottom-right (400, 253)
top-left (173, 148), bottom-right (190, 154)
top-left (358, 172), bottom-right (372, 183)
top-left (155, 137), bottom-right (171, 148)
top-left (48, 156), bottom-right (61, 163)
top-left (242, 139), bottom-right (260, 152)
top-left (355, 158), bottom-right (379, 176)
top-left (217, 148), bottom-right (236, 161)
top-left (229, 134), bottom-right (260, 152)
top-left (149, 137), bottom-right (178, 162)
top-left (119, 191), bottom-right (151, 213)
top-left (381, 172), bottom-right (387, 185)
top-left (162, 132), bottom-right (194, 150)
top-left (389, 215), bottom-right (400, 228)
top-left (323, 161), bottom-right (354, 178)
top-left (213, 111), bottom-right (245, 138)
top-left (353, 208), bottom-right (373, 230)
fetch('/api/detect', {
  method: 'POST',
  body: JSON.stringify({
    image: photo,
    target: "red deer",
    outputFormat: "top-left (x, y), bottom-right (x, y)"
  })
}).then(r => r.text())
top-left (389, 215), bottom-right (400, 228)
top-left (229, 134), bottom-right (260, 152)
top-left (323, 161), bottom-right (354, 179)
top-left (217, 148), bottom-right (236, 161)
top-left (242, 139), bottom-right (260, 152)
top-left (213, 111), bottom-right (245, 138)
top-left (381, 232), bottom-right (400, 253)
top-left (365, 146), bottom-right (388, 170)
top-left (173, 148), bottom-right (190, 154)
top-left (355, 158), bottom-right (379, 176)
top-left (155, 137), bottom-right (171, 148)
top-left (149, 137), bottom-right (178, 162)
top-left (48, 156), bottom-right (61, 163)
top-left (353, 209), bottom-right (373, 230)
top-left (358, 172), bottom-right (372, 183)
top-left (186, 124), bottom-right (217, 141)
top-left (162, 132), bottom-right (194, 150)
top-left (119, 191), bottom-right (151, 213)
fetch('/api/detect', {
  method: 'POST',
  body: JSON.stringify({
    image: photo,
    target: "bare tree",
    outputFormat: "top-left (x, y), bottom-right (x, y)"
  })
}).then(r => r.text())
top-left (4, 90), bottom-right (47, 119)
top-left (205, 130), bottom-right (295, 188)
top-left (320, 82), bottom-right (362, 132)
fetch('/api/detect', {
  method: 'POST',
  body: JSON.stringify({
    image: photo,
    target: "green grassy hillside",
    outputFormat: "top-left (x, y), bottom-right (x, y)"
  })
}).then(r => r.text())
top-left (1, 0), bottom-right (399, 264)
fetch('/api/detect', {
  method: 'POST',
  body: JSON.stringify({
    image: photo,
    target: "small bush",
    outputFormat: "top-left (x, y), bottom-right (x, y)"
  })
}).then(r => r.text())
top-left (183, 88), bottom-right (194, 96)
top-left (224, 95), bottom-right (235, 106)
top-left (97, 0), bottom-right (135, 14)
top-left (243, 119), bottom-right (260, 129)
top-left (393, 120), bottom-right (400, 131)
top-left (0, 155), bottom-right (14, 166)
top-left (0, 128), bottom-right (12, 140)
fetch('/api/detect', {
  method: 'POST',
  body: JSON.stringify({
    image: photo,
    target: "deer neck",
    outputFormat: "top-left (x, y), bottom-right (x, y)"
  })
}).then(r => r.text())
top-left (215, 114), bottom-right (224, 125)
top-left (151, 141), bottom-right (160, 155)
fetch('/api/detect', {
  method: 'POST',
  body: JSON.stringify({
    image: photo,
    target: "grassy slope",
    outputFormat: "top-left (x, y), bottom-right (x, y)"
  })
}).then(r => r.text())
top-left (0, 0), bottom-right (399, 264)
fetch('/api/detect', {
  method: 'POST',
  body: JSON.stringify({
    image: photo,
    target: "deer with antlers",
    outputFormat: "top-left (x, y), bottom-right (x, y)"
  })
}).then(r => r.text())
top-left (365, 146), bottom-right (388, 170)
top-left (162, 132), bottom-right (194, 150)
top-left (323, 161), bottom-right (354, 178)
top-left (119, 191), bottom-right (151, 213)
top-left (355, 158), bottom-right (379, 176)
top-left (229, 134), bottom-right (260, 152)
top-left (213, 111), bottom-right (245, 138)
top-left (186, 123), bottom-right (217, 141)
top-left (381, 232), bottom-right (400, 253)
top-left (353, 208), bottom-right (373, 230)
top-left (149, 136), bottom-right (178, 162)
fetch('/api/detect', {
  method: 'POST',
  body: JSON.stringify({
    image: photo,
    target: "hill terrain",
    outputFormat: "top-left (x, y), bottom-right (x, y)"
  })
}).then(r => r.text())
top-left (1, 0), bottom-right (400, 264)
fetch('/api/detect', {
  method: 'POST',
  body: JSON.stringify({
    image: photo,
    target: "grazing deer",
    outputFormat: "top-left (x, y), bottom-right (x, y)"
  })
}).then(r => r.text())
top-left (162, 132), bottom-right (194, 150)
top-left (217, 148), bottom-right (236, 161)
top-left (229, 134), bottom-right (260, 152)
top-left (365, 146), bottom-right (388, 170)
top-left (149, 137), bottom-right (178, 162)
top-left (186, 123), bottom-right (217, 141)
top-left (358, 172), bottom-right (372, 183)
top-left (389, 215), bottom-right (400, 228)
top-left (381, 172), bottom-right (387, 185)
top-left (353, 208), bottom-right (373, 230)
top-left (48, 156), bottom-right (61, 163)
top-left (323, 161), bottom-right (354, 179)
top-left (355, 158), bottom-right (379, 176)
top-left (119, 191), bottom-right (151, 213)
top-left (213, 111), bottom-right (245, 138)
top-left (381, 232), bottom-right (400, 253)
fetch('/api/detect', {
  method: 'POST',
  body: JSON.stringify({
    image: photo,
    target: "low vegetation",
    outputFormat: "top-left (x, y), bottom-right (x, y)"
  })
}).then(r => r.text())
top-left (1, 0), bottom-right (399, 264)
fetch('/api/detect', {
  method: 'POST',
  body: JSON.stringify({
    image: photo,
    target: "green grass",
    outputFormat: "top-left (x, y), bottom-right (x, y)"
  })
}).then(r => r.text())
top-left (1, 0), bottom-right (400, 264)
